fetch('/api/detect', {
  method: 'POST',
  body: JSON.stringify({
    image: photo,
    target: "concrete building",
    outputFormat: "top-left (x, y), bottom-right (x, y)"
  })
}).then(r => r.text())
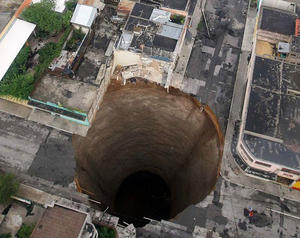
top-left (113, 1), bottom-right (190, 87)
top-left (237, 1), bottom-right (300, 190)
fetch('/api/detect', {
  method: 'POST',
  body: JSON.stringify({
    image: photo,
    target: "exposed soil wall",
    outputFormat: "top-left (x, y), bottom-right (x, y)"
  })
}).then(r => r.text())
top-left (73, 78), bottom-right (223, 219)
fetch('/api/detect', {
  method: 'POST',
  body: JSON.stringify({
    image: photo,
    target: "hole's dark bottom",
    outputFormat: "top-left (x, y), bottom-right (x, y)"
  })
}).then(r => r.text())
top-left (114, 171), bottom-right (171, 225)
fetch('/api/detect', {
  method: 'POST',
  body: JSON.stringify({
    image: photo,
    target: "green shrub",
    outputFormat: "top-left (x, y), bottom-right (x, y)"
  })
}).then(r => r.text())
top-left (0, 233), bottom-right (12, 238)
top-left (65, 0), bottom-right (77, 11)
top-left (0, 173), bottom-right (19, 204)
top-left (34, 25), bottom-right (72, 80)
top-left (170, 14), bottom-right (185, 24)
top-left (250, 0), bottom-right (257, 8)
top-left (2, 46), bottom-right (30, 82)
top-left (0, 73), bottom-right (35, 100)
top-left (39, 42), bottom-right (60, 63)
top-left (66, 29), bottom-right (85, 51)
top-left (0, 46), bottom-right (33, 99)
top-left (16, 224), bottom-right (35, 238)
top-left (97, 226), bottom-right (115, 238)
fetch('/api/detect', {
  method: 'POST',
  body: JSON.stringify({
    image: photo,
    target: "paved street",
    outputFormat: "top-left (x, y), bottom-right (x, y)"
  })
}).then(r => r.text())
top-left (174, 178), bottom-right (300, 238)
top-left (183, 0), bottom-right (248, 132)
top-left (0, 111), bottom-right (75, 186)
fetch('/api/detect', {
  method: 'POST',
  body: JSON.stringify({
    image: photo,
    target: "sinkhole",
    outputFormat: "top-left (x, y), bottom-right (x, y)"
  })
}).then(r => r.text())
top-left (73, 78), bottom-right (223, 225)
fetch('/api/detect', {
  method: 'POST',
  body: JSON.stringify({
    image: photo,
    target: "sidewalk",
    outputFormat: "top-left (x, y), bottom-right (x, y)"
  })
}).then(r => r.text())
top-left (170, 0), bottom-right (206, 90)
top-left (0, 98), bottom-right (89, 136)
top-left (221, 6), bottom-right (300, 202)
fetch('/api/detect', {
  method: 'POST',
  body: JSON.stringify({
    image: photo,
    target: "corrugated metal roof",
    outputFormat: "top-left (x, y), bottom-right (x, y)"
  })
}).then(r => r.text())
top-left (150, 9), bottom-right (171, 24)
top-left (118, 31), bottom-right (134, 50)
top-left (157, 22), bottom-right (183, 40)
top-left (71, 4), bottom-right (97, 28)
top-left (0, 19), bottom-right (36, 81)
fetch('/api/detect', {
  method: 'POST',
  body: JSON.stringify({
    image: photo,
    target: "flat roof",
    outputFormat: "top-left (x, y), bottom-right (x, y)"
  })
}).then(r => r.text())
top-left (30, 205), bottom-right (87, 238)
top-left (243, 56), bottom-right (300, 170)
top-left (71, 4), bottom-right (97, 28)
top-left (131, 2), bottom-right (154, 19)
top-left (0, 19), bottom-right (36, 81)
top-left (30, 74), bottom-right (98, 113)
top-left (162, 0), bottom-right (188, 10)
top-left (259, 7), bottom-right (297, 35)
top-left (121, 2), bottom-right (183, 57)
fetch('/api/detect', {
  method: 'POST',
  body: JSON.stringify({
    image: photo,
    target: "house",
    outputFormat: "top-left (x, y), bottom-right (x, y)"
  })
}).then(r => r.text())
top-left (0, 19), bottom-right (36, 81)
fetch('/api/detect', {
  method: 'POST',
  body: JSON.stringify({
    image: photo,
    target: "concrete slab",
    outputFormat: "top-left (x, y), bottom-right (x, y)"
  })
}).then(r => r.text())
top-left (31, 74), bottom-right (98, 113)
top-left (0, 98), bottom-right (32, 119)
top-left (241, 8), bottom-right (256, 52)
top-left (28, 109), bottom-right (89, 136)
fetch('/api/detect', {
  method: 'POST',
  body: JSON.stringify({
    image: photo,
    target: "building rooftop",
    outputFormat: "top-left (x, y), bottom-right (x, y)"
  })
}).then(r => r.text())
top-left (118, 2), bottom-right (185, 59)
top-left (0, 19), bottom-right (36, 81)
top-left (140, 0), bottom-right (188, 11)
top-left (131, 2), bottom-right (154, 19)
top-left (71, 4), bottom-right (97, 28)
top-left (259, 7), bottom-right (297, 35)
top-left (243, 56), bottom-right (300, 170)
top-left (30, 205), bottom-right (87, 238)
top-left (30, 74), bottom-right (98, 113)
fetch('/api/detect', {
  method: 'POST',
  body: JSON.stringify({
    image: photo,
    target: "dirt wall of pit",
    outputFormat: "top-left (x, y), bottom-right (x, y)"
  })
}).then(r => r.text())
top-left (73, 78), bottom-right (223, 218)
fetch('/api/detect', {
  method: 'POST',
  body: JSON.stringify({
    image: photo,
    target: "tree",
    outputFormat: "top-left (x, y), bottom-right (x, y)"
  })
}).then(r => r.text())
top-left (65, 0), bottom-right (77, 12)
top-left (22, 0), bottom-right (68, 36)
top-left (0, 173), bottom-right (19, 204)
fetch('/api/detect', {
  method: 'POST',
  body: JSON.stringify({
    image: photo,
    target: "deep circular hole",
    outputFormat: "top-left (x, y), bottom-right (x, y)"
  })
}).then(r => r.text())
top-left (73, 79), bottom-right (223, 226)
top-left (115, 171), bottom-right (171, 221)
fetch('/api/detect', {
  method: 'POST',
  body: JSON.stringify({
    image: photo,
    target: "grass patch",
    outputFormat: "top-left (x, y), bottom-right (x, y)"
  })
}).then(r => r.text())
top-left (96, 225), bottom-right (116, 238)
top-left (16, 224), bottom-right (35, 238)
top-left (197, 19), bottom-right (204, 32)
